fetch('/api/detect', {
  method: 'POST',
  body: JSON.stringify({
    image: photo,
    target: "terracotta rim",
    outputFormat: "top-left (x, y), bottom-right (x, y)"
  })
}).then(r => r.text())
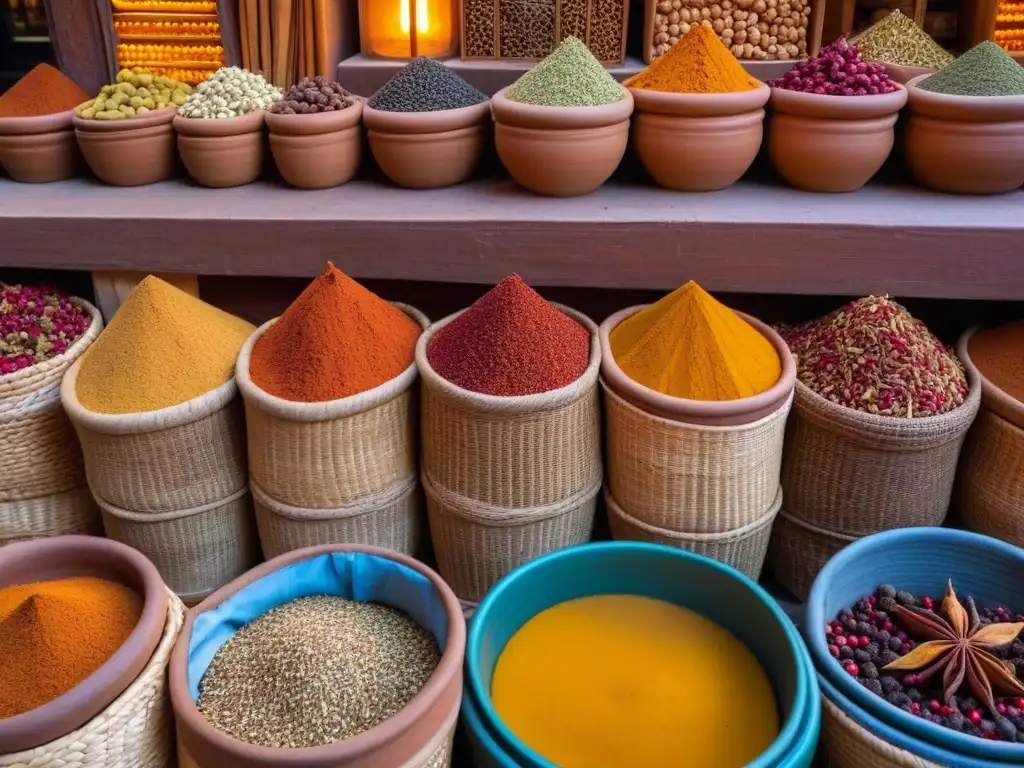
top-left (490, 86), bottom-right (634, 130)
top-left (174, 109), bottom-right (266, 137)
top-left (362, 100), bottom-right (490, 135)
top-left (881, 63), bottom-right (937, 85)
top-left (265, 100), bottom-right (364, 136)
top-left (0, 535), bottom-right (169, 754)
top-left (599, 304), bottom-right (796, 426)
top-left (72, 106), bottom-right (178, 133)
top-left (768, 83), bottom-right (908, 119)
top-left (957, 326), bottom-right (1024, 429)
top-left (75, 122), bottom-right (174, 144)
top-left (169, 544), bottom-right (466, 768)
top-left (628, 83), bottom-right (770, 117)
top-left (906, 75), bottom-right (1024, 122)
top-left (0, 109), bottom-right (74, 136)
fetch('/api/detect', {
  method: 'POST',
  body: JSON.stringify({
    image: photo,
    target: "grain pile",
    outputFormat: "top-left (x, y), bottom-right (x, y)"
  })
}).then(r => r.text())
top-left (849, 10), bottom-right (953, 68)
top-left (368, 58), bottom-right (487, 113)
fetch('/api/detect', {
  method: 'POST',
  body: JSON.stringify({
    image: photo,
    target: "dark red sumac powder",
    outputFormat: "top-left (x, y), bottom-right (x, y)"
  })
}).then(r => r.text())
top-left (427, 274), bottom-right (590, 396)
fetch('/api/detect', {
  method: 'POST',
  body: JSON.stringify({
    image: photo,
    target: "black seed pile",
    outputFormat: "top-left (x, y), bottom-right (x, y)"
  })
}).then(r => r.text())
top-left (825, 585), bottom-right (1024, 743)
top-left (269, 76), bottom-right (357, 114)
top-left (368, 58), bottom-right (487, 113)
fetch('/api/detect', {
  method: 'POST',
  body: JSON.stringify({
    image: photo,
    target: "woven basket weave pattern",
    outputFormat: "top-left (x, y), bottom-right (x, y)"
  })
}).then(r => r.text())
top-left (781, 380), bottom-right (980, 537)
top-left (253, 478), bottom-right (423, 559)
top-left (956, 406), bottom-right (1024, 548)
top-left (605, 382), bottom-right (791, 534)
top-left (822, 695), bottom-right (939, 768)
top-left (0, 486), bottom-right (101, 547)
top-left (0, 406), bottom-right (88, 501)
top-left (767, 508), bottom-right (857, 601)
top-left (0, 589), bottom-right (185, 768)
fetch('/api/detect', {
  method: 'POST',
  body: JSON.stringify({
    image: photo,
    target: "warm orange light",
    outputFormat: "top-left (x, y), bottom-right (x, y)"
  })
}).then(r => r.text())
top-left (359, 0), bottom-right (456, 59)
top-left (399, 0), bottom-right (429, 35)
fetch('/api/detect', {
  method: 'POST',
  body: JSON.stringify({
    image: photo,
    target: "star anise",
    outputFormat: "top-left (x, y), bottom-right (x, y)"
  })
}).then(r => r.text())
top-left (883, 580), bottom-right (1024, 714)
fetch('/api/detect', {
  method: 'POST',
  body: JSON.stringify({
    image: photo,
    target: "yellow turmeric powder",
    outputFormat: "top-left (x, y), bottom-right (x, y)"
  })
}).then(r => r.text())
top-left (625, 26), bottom-right (760, 94)
top-left (610, 281), bottom-right (780, 401)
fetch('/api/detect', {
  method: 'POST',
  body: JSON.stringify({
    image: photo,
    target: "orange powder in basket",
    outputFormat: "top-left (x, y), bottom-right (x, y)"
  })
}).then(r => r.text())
top-left (249, 263), bottom-right (422, 402)
top-left (0, 63), bottom-right (90, 117)
top-left (491, 594), bottom-right (779, 768)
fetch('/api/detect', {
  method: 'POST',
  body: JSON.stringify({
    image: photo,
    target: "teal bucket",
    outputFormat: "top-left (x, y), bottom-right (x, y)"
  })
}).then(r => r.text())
top-left (464, 541), bottom-right (821, 767)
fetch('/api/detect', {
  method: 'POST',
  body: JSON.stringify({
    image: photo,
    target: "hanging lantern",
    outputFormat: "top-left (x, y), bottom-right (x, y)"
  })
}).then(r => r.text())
top-left (358, 0), bottom-right (458, 59)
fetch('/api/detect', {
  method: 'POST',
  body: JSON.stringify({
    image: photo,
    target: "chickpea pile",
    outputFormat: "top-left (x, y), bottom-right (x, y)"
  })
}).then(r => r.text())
top-left (651, 0), bottom-right (811, 60)
top-left (75, 68), bottom-right (191, 120)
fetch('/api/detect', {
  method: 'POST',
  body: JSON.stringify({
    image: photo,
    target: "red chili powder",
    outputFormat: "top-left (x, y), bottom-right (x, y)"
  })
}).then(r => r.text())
top-left (0, 64), bottom-right (90, 117)
top-left (427, 274), bottom-right (590, 396)
top-left (250, 263), bottom-right (422, 402)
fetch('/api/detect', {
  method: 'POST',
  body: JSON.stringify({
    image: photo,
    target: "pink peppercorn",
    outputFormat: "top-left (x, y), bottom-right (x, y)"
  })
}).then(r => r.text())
top-left (0, 283), bottom-right (89, 375)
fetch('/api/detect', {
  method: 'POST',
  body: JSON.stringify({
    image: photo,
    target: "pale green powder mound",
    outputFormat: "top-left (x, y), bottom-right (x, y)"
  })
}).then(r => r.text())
top-left (919, 40), bottom-right (1024, 96)
top-left (506, 36), bottom-right (626, 107)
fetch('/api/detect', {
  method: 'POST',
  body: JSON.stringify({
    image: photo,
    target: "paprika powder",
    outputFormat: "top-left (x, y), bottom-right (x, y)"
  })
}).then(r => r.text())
top-left (0, 63), bottom-right (90, 118)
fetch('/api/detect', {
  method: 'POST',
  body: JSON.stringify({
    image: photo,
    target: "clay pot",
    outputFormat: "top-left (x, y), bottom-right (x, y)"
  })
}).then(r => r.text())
top-left (174, 109), bottom-right (266, 188)
top-left (0, 109), bottom-right (80, 183)
top-left (74, 107), bottom-right (177, 186)
top-left (265, 101), bottom-right (364, 189)
top-left (362, 100), bottom-right (489, 189)
top-left (767, 84), bottom-right (908, 192)
top-left (490, 87), bottom-right (634, 197)
top-left (629, 84), bottom-right (769, 192)
top-left (905, 74), bottom-right (1024, 195)
top-left (0, 535), bottom-right (168, 753)
top-left (882, 63), bottom-right (937, 84)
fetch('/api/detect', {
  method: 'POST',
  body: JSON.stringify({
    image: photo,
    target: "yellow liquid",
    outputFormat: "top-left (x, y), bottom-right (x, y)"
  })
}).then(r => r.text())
top-left (491, 594), bottom-right (779, 768)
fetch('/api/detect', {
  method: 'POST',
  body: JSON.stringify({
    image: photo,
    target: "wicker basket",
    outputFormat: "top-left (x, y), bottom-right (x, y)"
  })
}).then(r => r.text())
top-left (253, 477), bottom-right (423, 559)
top-left (97, 486), bottom-right (260, 605)
top-left (822, 695), bottom-right (941, 768)
top-left (604, 380), bottom-right (792, 534)
top-left (236, 304), bottom-right (428, 509)
top-left (767, 507), bottom-right (857, 601)
top-left (0, 299), bottom-right (102, 543)
top-left (61, 360), bottom-right (248, 514)
top-left (606, 486), bottom-right (779, 580)
top-left (780, 375), bottom-right (980, 537)
top-left (0, 588), bottom-right (185, 768)
top-left (957, 405), bottom-right (1024, 546)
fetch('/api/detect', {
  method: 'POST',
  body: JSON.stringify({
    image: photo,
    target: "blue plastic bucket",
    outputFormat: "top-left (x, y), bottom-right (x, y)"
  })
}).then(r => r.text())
top-left (464, 541), bottom-right (821, 767)
top-left (806, 527), bottom-right (1024, 763)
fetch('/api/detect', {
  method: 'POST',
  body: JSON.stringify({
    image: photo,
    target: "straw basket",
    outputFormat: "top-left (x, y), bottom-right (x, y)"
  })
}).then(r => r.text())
top-left (0, 298), bottom-right (102, 545)
top-left (606, 486), bottom-right (780, 580)
top-left (767, 508), bottom-right (856, 600)
top-left (0, 588), bottom-right (185, 768)
top-left (417, 304), bottom-right (602, 601)
top-left (780, 373), bottom-right (981, 537)
top-left (821, 695), bottom-right (940, 768)
top-left (604, 381), bottom-right (792, 533)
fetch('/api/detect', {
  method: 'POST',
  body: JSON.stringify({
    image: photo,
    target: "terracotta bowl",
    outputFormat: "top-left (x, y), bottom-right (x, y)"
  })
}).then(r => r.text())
top-left (73, 107), bottom-right (177, 186)
top-left (767, 84), bottom-right (908, 192)
top-left (904, 74), bottom-right (1024, 195)
top-left (629, 84), bottom-right (769, 192)
top-left (490, 86), bottom-right (634, 197)
top-left (0, 535), bottom-right (168, 753)
top-left (0, 109), bottom-right (79, 183)
top-left (957, 326), bottom-right (1024, 427)
top-left (266, 101), bottom-right (364, 189)
top-left (362, 100), bottom-right (489, 189)
top-left (599, 304), bottom-right (796, 426)
top-left (174, 109), bottom-right (266, 188)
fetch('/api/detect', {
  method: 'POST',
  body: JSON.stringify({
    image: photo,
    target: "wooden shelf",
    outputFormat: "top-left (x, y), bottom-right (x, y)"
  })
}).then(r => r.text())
top-left (1, 177), bottom-right (1022, 300)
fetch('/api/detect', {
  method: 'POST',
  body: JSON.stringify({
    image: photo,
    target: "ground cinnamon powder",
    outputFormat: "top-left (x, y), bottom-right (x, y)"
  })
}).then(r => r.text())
top-left (0, 576), bottom-right (142, 718)
top-left (969, 321), bottom-right (1024, 405)
top-left (250, 263), bottom-right (422, 402)
top-left (427, 274), bottom-right (590, 396)
top-left (0, 63), bottom-right (90, 117)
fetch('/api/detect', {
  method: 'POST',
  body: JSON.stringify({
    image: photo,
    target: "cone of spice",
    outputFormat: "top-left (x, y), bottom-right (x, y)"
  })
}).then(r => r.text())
top-left (626, 26), bottom-right (760, 94)
top-left (849, 10), bottom-right (954, 69)
top-left (418, 275), bottom-right (602, 601)
top-left (0, 64), bottom-right (90, 118)
top-left (917, 41), bottom-right (1024, 96)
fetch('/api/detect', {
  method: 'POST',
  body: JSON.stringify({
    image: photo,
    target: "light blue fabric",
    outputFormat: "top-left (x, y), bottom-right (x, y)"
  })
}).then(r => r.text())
top-left (187, 552), bottom-right (448, 701)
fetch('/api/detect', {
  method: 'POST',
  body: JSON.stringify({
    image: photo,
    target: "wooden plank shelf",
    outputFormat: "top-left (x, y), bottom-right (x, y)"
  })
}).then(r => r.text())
top-left (1, 177), bottom-right (1022, 300)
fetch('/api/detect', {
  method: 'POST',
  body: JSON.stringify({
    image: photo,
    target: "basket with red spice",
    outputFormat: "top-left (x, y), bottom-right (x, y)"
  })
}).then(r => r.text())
top-left (234, 263), bottom-right (429, 559)
top-left (767, 296), bottom-right (980, 600)
top-left (416, 275), bottom-right (602, 602)
top-left (0, 284), bottom-right (103, 547)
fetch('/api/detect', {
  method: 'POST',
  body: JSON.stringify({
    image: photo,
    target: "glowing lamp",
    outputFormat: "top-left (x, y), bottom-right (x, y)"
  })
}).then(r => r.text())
top-left (359, 0), bottom-right (458, 59)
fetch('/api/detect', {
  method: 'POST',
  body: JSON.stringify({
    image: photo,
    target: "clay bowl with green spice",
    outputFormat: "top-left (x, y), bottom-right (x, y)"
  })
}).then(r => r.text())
top-left (173, 109), bottom-right (267, 189)
top-left (905, 74), bottom-right (1024, 195)
top-left (628, 84), bottom-right (770, 192)
top-left (73, 106), bottom-right (177, 186)
top-left (0, 108), bottom-right (79, 183)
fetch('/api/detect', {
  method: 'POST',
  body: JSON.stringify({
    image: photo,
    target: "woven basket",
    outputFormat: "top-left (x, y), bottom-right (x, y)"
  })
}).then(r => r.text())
top-left (767, 508), bottom-right (857, 601)
top-left (822, 695), bottom-right (940, 768)
top-left (237, 303), bottom-right (429, 509)
top-left (780, 374), bottom-right (980, 537)
top-left (98, 486), bottom-right (260, 605)
top-left (605, 486), bottom-right (779, 580)
top-left (425, 471), bottom-right (600, 602)
top-left (604, 380), bottom-right (792, 534)
top-left (253, 477), bottom-right (423, 559)
top-left (61, 360), bottom-right (248, 513)
top-left (956, 406), bottom-right (1024, 547)
top-left (0, 299), bottom-right (102, 542)
top-left (0, 588), bottom-right (185, 768)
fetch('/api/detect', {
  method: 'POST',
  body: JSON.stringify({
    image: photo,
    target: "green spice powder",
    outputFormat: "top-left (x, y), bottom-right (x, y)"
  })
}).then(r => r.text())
top-left (506, 36), bottom-right (625, 107)
top-left (918, 41), bottom-right (1024, 96)
top-left (850, 10), bottom-right (953, 69)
